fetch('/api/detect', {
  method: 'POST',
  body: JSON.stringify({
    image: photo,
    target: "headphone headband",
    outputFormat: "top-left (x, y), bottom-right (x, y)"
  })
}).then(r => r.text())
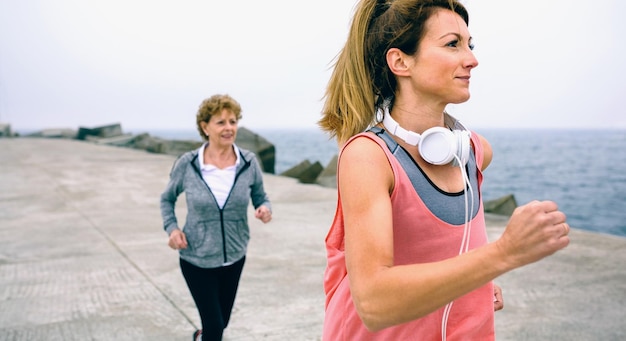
top-left (381, 109), bottom-right (422, 146)
top-left (379, 106), bottom-right (471, 166)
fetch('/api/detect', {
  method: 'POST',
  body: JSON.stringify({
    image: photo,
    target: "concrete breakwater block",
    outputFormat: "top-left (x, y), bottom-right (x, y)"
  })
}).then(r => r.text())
top-left (130, 134), bottom-right (203, 156)
top-left (77, 123), bottom-right (123, 140)
top-left (316, 154), bottom-right (338, 188)
top-left (25, 128), bottom-right (77, 139)
top-left (484, 193), bottom-right (518, 216)
top-left (0, 123), bottom-right (12, 137)
top-left (235, 127), bottom-right (275, 174)
top-left (281, 159), bottom-right (331, 185)
top-left (297, 161), bottom-right (324, 184)
top-left (282, 155), bottom-right (339, 188)
top-left (89, 133), bottom-right (141, 147)
top-left (280, 160), bottom-right (312, 178)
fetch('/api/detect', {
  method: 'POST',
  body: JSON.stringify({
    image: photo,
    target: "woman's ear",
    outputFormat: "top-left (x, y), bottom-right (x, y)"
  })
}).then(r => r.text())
top-left (200, 121), bottom-right (209, 136)
top-left (386, 48), bottom-right (411, 77)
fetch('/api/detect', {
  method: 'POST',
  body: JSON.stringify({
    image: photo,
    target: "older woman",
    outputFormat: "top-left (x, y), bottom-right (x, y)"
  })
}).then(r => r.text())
top-left (160, 94), bottom-right (272, 341)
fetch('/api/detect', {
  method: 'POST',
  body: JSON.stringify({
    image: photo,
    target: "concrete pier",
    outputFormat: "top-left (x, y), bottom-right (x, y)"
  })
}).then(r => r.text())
top-left (0, 138), bottom-right (624, 340)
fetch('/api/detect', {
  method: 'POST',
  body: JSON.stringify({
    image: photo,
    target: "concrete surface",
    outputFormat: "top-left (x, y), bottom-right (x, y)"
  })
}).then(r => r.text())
top-left (0, 138), bottom-right (624, 341)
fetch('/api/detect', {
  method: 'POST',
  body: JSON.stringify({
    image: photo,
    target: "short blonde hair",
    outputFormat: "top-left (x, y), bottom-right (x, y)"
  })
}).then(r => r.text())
top-left (196, 94), bottom-right (242, 141)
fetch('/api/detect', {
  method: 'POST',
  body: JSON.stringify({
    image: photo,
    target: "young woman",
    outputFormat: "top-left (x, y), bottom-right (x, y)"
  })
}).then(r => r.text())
top-left (319, 1), bottom-right (570, 339)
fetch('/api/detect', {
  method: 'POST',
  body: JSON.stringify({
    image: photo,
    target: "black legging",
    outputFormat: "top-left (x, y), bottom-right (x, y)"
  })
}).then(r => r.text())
top-left (180, 256), bottom-right (246, 341)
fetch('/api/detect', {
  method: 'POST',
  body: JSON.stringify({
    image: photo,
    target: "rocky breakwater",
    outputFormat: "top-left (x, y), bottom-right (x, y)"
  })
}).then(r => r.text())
top-left (3, 122), bottom-right (276, 174)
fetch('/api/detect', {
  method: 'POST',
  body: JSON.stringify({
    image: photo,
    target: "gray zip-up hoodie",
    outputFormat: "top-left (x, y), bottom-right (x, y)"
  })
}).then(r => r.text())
top-left (160, 145), bottom-right (271, 268)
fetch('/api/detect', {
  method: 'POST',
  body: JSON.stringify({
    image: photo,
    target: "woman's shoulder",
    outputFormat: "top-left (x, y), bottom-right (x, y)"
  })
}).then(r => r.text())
top-left (171, 149), bottom-right (198, 169)
top-left (338, 131), bottom-right (396, 194)
top-left (340, 131), bottom-right (392, 167)
top-left (342, 131), bottom-right (389, 156)
top-left (177, 149), bottom-right (198, 162)
top-left (471, 132), bottom-right (492, 171)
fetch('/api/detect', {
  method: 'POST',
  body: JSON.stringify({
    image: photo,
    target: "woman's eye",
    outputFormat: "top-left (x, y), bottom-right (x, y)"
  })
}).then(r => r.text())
top-left (469, 42), bottom-right (475, 50)
top-left (446, 40), bottom-right (459, 48)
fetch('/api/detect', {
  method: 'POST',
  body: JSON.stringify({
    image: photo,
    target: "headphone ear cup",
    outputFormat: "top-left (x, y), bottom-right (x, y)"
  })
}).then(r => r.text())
top-left (418, 127), bottom-right (458, 165)
top-left (418, 128), bottom-right (471, 166)
top-left (454, 130), bottom-right (471, 167)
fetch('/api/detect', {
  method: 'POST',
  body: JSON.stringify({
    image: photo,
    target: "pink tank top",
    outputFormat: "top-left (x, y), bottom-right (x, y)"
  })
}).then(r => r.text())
top-left (323, 132), bottom-right (495, 340)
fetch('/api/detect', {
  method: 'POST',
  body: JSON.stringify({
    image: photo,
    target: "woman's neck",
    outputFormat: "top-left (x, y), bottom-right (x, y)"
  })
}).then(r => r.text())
top-left (204, 143), bottom-right (235, 168)
top-left (389, 94), bottom-right (447, 132)
top-left (390, 105), bottom-right (445, 134)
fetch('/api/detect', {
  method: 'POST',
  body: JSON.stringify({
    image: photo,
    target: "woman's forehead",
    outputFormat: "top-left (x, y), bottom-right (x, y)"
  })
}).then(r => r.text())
top-left (423, 9), bottom-right (470, 39)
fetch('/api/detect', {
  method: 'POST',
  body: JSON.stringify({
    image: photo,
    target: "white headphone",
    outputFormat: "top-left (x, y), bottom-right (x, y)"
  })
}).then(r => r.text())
top-left (380, 106), bottom-right (471, 166)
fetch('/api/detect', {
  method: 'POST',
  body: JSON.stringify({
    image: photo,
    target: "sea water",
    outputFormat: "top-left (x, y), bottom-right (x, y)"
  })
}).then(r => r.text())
top-left (478, 128), bottom-right (626, 237)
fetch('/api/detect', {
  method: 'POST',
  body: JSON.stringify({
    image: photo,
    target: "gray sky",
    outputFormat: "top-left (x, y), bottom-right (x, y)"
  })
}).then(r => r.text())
top-left (1, 0), bottom-right (624, 131)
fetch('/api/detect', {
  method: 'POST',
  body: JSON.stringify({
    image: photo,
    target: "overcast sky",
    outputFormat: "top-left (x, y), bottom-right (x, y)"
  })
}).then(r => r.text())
top-left (1, 0), bottom-right (624, 132)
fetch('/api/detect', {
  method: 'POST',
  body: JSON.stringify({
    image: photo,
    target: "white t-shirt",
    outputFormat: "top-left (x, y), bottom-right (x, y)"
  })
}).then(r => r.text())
top-left (198, 143), bottom-right (241, 209)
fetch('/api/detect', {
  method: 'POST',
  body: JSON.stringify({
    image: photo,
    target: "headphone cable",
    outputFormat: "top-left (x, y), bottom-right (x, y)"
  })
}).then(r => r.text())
top-left (441, 155), bottom-right (474, 341)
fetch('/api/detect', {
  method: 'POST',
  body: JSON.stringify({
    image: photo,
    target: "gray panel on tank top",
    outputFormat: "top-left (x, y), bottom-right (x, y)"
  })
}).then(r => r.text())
top-left (369, 127), bottom-right (480, 225)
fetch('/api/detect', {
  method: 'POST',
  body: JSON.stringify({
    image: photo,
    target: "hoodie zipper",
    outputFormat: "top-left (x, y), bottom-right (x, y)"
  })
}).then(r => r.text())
top-left (192, 152), bottom-right (250, 264)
